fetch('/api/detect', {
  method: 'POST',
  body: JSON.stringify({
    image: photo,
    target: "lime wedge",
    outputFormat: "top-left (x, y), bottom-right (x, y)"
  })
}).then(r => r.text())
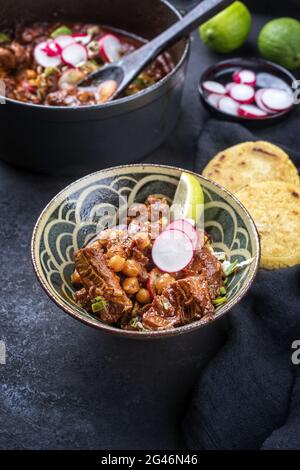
top-left (171, 172), bottom-right (204, 224)
top-left (51, 25), bottom-right (72, 39)
top-left (0, 33), bottom-right (10, 44)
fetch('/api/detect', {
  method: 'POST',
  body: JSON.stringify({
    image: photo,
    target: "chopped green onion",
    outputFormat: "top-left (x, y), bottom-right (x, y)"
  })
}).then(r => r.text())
top-left (51, 25), bottom-right (72, 38)
top-left (91, 296), bottom-right (107, 313)
top-left (223, 277), bottom-right (228, 286)
top-left (213, 296), bottom-right (228, 306)
top-left (44, 66), bottom-right (59, 78)
top-left (235, 257), bottom-right (255, 270)
top-left (130, 316), bottom-right (146, 330)
top-left (87, 40), bottom-right (100, 53)
top-left (130, 316), bottom-right (139, 328)
top-left (222, 257), bottom-right (255, 277)
top-left (92, 302), bottom-right (105, 313)
top-left (0, 32), bottom-right (10, 44)
top-left (222, 259), bottom-right (239, 276)
top-left (220, 286), bottom-right (227, 296)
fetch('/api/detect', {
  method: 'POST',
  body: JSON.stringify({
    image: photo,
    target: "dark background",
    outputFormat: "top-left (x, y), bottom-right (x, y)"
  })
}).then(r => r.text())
top-left (0, 0), bottom-right (290, 449)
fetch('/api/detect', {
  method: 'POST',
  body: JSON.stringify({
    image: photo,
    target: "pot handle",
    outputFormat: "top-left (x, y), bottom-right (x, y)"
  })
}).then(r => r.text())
top-left (148, 0), bottom-right (233, 51)
top-left (119, 0), bottom-right (233, 91)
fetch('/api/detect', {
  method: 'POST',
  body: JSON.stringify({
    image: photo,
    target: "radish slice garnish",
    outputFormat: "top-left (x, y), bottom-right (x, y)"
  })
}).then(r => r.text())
top-left (58, 68), bottom-right (85, 89)
top-left (202, 81), bottom-right (226, 95)
top-left (225, 82), bottom-right (235, 94)
top-left (41, 40), bottom-right (61, 57)
top-left (185, 218), bottom-right (195, 227)
top-left (98, 34), bottom-right (122, 63)
top-left (34, 41), bottom-right (62, 68)
top-left (233, 69), bottom-right (256, 86)
top-left (238, 104), bottom-right (268, 118)
top-left (218, 96), bottom-right (239, 116)
top-left (255, 89), bottom-right (276, 114)
top-left (61, 43), bottom-right (88, 67)
top-left (54, 34), bottom-right (76, 50)
top-left (166, 219), bottom-right (198, 250)
top-left (207, 93), bottom-right (223, 108)
top-left (152, 229), bottom-right (194, 273)
top-left (229, 84), bottom-right (255, 103)
top-left (72, 33), bottom-right (92, 46)
top-left (261, 88), bottom-right (294, 112)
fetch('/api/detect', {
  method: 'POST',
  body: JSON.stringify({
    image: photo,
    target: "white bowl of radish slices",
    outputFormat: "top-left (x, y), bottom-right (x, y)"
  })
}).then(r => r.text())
top-left (199, 58), bottom-right (297, 125)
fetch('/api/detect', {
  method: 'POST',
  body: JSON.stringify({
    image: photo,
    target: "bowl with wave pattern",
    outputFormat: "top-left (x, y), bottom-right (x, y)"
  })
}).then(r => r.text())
top-left (31, 164), bottom-right (260, 338)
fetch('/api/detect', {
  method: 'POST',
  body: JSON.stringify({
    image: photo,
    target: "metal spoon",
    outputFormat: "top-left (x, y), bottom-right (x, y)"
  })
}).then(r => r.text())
top-left (80, 0), bottom-right (233, 101)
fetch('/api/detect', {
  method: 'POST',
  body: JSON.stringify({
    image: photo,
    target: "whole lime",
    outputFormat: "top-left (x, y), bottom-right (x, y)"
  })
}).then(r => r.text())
top-left (258, 18), bottom-right (300, 70)
top-left (199, 1), bottom-right (251, 53)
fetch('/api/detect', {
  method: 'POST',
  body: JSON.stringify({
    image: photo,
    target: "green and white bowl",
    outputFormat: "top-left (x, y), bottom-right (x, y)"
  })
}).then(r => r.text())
top-left (31, 164), bottom-right (260, 338)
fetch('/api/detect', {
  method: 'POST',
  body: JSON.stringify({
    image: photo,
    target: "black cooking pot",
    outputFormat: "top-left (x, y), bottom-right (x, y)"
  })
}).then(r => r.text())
top-left (0, 0), bottom-right (189, 176)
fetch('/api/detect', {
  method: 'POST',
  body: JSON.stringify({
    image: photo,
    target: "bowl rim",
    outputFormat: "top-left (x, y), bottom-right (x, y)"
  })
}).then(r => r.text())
top-left (3, 0), bottom-right (190, 112)
top-left (199, 57), bottom-right (297, 123)
top-left (31, 163), bottom-right (260, 339)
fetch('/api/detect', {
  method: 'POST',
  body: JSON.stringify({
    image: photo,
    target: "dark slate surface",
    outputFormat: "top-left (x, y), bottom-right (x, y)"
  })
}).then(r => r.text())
top-left (0, 0), bottom-right (265, 450)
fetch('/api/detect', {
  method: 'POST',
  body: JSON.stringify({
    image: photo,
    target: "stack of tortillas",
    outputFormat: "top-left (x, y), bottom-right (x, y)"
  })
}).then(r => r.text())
top-left (202, 141), bottom-right (300, 269)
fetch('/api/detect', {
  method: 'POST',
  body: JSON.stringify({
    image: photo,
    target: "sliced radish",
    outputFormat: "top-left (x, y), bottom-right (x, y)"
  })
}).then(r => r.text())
top-left (98, 34), bottom-right (122, 63)
top-left (255, 89), bottom-right (276, 114)
top-left (229, 84), bottom-right (255, 104)
top-left (225, 82), bottom-right (235, 94)
top-left (152, 229), bottom-right (194, 273)
top-left (261, 88), bottom-right (294, 112)
top-left (166, 219), bottom-right (198, 250)
top-left (218, 96), bottom-right (239, 116)
top-left (61, 43), bottom-right (88, 67)
top-left (72, 33), bottom-right (92, 46)
top-left (185, 218), bottom-right (195, 227)
top-left (206, 93), bottom-right (223, 108)
top-left (202, 81), bottom-right (226, 95)
top-left (238, 104), bottom-right (268, 118)
top-left (54, 34), bottom-right (75, 51)
top-left (34, 41), bottom-right (62, 68)
top-left (233, 69), bottom-right (256, 86)
top-left (58, 68), bottom-right (85, 89)
top-left (41, 40), bottom-right (61, 57)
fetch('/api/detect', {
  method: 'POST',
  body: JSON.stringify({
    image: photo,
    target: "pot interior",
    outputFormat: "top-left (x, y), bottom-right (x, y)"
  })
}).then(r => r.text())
top-left (0, 0), bottom-right (187, 66)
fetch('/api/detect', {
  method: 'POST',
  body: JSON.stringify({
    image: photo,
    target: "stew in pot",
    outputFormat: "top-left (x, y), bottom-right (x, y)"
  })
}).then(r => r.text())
top-left (0, 22), bottom-right (174, 106)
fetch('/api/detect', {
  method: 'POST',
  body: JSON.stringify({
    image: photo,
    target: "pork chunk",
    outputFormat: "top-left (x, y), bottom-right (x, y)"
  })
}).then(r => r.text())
top-left (75, 245), bottom-right (132, 323)
top-left (142, 275), bottom-right (214, 330)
